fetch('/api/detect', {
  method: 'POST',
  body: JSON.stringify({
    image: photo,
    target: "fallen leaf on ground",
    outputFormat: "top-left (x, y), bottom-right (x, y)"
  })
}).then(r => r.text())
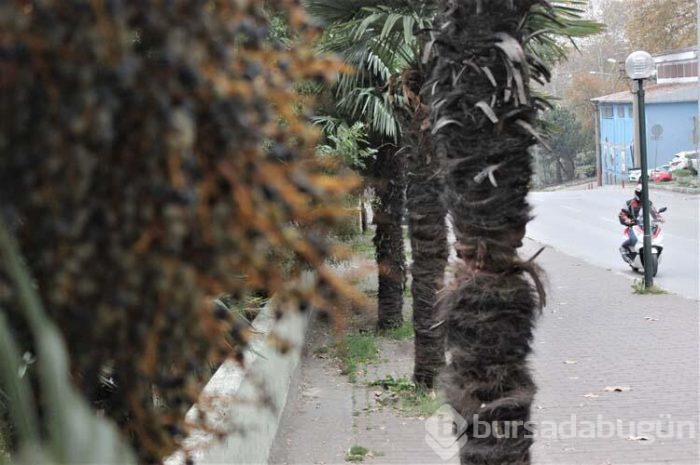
top-left (604, 386), bottom-right (632, 392)
top-left (627, 435), bottom-right (650, 442)
top-left (302, 387), bottom-right (322, 398)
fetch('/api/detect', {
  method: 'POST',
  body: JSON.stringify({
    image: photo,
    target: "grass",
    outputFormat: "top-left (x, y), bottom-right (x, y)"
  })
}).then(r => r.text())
top-left (368, 376), bottom-right (444, 418)
top-left (632, 279), bottom-right (668, 295)
top-left (347, 231), bottom-right (375, 260)
top-left (336, 317), bottom-right (415, 382)
top-left (346, 445), bottom-right (370, 462)
top-left (337, 334), bottom-right (379, 383)
top-left (379, 320), bottom-right (414, 340)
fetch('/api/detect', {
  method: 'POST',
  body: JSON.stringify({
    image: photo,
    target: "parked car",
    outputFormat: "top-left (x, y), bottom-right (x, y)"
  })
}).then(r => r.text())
top-left (650, 166), bottom-right (673, 182)
top-left (628, 169), bottom-right (641, 182)
top-left (669, 150), bottom-right (699, 171)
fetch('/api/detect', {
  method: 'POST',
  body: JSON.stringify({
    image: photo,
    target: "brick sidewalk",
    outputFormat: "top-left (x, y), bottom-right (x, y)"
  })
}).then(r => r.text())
top-left (270, 240), bottom-right (699, 465)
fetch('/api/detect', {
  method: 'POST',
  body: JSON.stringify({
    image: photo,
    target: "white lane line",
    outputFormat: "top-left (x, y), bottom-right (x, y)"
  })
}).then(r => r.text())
top-left (561, 205), bottom-right (582, 213)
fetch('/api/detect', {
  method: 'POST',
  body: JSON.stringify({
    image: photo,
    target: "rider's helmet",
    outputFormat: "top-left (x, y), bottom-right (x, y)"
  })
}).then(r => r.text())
top-left (634, 183), bottom-right (642, 200)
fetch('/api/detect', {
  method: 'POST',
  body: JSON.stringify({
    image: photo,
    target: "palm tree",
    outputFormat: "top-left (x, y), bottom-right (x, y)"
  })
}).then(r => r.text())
top-left (308, 0), bottom-right (421, 330)
top-left (425, 0), bottom-right (599, 462)
top-left (308, 1), bottom-right (450, 381)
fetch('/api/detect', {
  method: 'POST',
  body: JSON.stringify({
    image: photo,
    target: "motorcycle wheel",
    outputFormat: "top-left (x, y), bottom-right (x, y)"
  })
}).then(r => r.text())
top-left (641, 254), bottom-right (659, 277)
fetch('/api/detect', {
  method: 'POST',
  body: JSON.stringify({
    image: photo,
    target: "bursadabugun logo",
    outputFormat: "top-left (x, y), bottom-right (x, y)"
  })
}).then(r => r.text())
top-left (425, 405), bottom-right (697, 461)
top-left (424, 404), bottom-right (468, 460)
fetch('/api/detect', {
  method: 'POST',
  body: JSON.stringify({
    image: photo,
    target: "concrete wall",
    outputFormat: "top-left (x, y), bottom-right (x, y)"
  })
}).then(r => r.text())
top-left (166, 303), bottom-right (310, 465)
top-left (599, 101), bottom-right (699, 184)
top-left (646, 102), bottom-right (698, 167)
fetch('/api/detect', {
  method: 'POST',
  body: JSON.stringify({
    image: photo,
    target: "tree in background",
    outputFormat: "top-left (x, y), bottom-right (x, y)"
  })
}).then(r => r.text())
top-left (551, 0), bottom-right (695, 103)
top-left (566, 72), bottom-right (622, 134)
top-left (308, 0), bottom-right (414, 330)
top-left (627, 0), bottom-right (696, 54)
top-left (548, 0), bottom-right (630, 99)
top-left (0, 1), bottom-right (355, 463)
top-left (542, 106), bottom-right (594, 183)
top-left (315, 118), bottom-right (377, 236)
top-left (308, 0), bottom-right (451, 385)
top-left (425, 1), bottom-right (592, 462)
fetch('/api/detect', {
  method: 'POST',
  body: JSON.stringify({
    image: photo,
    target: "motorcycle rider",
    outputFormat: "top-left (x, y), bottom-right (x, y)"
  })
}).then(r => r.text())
top-left (618, 183), bottom-right (662, 256)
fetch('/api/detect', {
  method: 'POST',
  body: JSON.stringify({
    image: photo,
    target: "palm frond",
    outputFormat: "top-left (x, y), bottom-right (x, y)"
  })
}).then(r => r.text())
top-left (524, 1), bottom-right (604, 64)
top-left (337, 87), bottom-right (401, 139)
top-left (304, 0), bottom-right (380, 24)
top-left (307, 0), bottom-right (436, 140)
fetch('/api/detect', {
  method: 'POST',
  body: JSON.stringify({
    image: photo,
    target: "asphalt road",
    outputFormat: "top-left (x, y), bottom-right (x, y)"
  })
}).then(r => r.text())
top-left (527, 186), bottom-right (700, 301)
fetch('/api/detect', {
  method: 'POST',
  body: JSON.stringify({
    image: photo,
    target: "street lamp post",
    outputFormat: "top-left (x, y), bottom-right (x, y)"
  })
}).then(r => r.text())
top-left (625, 51), bottom-right (655, 288)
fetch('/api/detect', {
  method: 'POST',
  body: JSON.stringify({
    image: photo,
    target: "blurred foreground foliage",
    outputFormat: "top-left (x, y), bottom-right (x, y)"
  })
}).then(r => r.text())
top-left (0, 1), bottom-right (359, 463)
top-left (0, 221), bottom-right (136, 465)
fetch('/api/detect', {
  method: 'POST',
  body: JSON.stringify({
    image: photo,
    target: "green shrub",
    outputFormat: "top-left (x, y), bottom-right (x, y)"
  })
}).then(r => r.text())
top-left (674, 168), bottom-right (693, 177)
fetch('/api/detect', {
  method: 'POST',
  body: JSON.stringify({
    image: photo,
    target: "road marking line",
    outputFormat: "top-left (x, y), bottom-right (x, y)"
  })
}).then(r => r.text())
top-left (561, 205), bottom-right (582, 213)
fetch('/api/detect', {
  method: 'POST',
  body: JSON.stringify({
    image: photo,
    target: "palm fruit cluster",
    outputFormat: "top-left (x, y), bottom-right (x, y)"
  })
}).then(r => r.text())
top-left (0, 1), bottom-right (357, 463)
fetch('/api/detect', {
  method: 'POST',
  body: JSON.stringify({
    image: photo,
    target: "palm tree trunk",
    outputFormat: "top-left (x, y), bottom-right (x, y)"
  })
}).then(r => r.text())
top-left (426, 1), bottom-right (546, 463)
top-left (372, 144), bottom-right (406, 329)
top-left (401, 68), bottom-right (449, 389)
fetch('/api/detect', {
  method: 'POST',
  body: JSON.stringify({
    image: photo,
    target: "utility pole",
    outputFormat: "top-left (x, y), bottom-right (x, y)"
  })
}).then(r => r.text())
top-left (626, 51), bottom-right (655, 288)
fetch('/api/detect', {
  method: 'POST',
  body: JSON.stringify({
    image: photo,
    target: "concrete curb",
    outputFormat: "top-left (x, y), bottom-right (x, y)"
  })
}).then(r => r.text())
top-left (166, 302), bottom-right (311, 465)
top-left (538, 178), bottom-right (595, 192)
top-left (649, 183), bottom-right (700, 195)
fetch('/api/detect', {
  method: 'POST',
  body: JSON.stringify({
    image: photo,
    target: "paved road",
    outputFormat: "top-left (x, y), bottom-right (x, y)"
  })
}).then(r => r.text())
top-left (527, 186), bottom-right (700, 300)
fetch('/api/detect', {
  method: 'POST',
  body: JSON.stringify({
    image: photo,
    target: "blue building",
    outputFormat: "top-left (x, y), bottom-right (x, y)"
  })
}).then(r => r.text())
top-left (592, 48), bottom-right (700, 184)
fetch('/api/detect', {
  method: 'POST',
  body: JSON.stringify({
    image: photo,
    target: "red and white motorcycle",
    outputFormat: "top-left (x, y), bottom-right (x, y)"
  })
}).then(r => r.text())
top-left (620, 207), bottom-right (667, 276)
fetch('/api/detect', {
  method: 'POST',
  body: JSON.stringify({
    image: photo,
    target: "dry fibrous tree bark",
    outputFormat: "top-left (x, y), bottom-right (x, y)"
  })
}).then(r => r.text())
top-left (400, 66), bottom-right (449, 389)
top-left (373, 144), bottom-right (407, 329)
top-left (425, 1), bottom-right (549, 463)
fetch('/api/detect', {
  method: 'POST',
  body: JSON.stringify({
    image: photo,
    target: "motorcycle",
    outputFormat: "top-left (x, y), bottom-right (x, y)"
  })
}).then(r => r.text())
top-left (620, 207), bottom-right (667, 276)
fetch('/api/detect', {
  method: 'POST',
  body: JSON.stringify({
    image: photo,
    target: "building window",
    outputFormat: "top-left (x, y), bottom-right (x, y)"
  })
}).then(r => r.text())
top-left (683, 62), bottom-right (693, 77)
top-left (616, 106), bottom-right (625, 118)
top-left (658, 61), bottom-right (697, 80)
top-left (627, 106), bottom-right (633, 118)
top-left (602, 106), bottom-right (614, 119)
